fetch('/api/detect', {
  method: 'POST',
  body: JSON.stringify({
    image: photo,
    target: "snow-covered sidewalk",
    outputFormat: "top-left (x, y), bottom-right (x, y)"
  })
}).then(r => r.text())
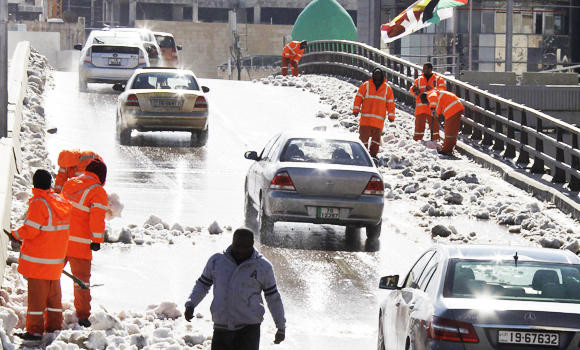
top-left (258, 74), bottom-right (579, 250)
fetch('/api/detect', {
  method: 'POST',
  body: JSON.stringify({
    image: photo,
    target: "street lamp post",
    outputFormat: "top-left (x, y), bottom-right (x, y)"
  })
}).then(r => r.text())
top-left (0, 0), bottom-right (8, 138)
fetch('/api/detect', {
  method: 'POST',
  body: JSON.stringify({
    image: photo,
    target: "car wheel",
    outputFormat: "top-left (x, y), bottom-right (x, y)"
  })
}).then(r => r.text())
top-left (244, 182), bottom-right (257, 224)
top-left (78, 78), bottom-right (88, 92)
top-left (190, 128), bottom-right (208, 147)
top-left (366, 220), bottom-right (382, 240)
top-left (258, 197), bottom-right (274, 236)
top-left (377, 312), bottom-right (386, 350)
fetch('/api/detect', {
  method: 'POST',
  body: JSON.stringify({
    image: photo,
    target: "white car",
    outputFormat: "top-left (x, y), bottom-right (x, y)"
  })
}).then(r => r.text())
top-left (75, 30), bottom-right (150, 92)
top-left (109, 28), bottom-right (161, 67)
top-left (115, 68), bottom-right (210, 146)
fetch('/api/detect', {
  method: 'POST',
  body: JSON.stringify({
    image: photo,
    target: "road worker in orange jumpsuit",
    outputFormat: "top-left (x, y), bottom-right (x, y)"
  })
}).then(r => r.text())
top-left (421, 89), bottom-right (465, 155)
top-left (281, 40), bottom-right (307, 76)
top-left (54, 150), bottom-right (102, 193)
top-left (353, 68), bottom-right (396, 157)
top-left (61, 159), bottom-right (108, 327)
top-left (11, 169), bottom-right (70, 341)
top-left (410, 62), bottom-right (447, 141)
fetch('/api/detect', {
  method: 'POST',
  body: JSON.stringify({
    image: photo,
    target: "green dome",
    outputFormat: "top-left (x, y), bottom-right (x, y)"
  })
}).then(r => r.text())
top-left (291, 0), bottom-right (357, 42)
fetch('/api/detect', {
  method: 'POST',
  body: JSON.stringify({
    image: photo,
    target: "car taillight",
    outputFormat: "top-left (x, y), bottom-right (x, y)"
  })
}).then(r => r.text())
top-left (427, 316), bottom-right (479, 343)
top-left (363, 176), bottom-right (384, 195)
top-left (194, 96), bottom-right (207, 109)
top-left (84, 47), bottom-right (92, 63)
top-left (139, 51), bottom-right (146, 65)
top-left (270, 171), bottom-right (296, 191)
top-left (126, 94), bottom-right (139, 107)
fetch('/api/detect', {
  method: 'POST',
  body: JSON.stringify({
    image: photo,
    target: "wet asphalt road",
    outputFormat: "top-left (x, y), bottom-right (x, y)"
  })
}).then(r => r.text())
top-left (44, 72), bottom-right (527, 349)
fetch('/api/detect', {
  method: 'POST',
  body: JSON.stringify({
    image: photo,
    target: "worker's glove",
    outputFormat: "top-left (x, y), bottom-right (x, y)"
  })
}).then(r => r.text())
top-left (184, 306), bottom-right (195, 322)
top-left (412, 86), bottom-right (419, 94)
top-left (388, 117), bottom-right (395, 123)
top-left (274, 328), bottom-right (285, 344)
top-left (90, 243), bottom-right (101, 251)
top-left (353, 112), bottom-right (359, 117)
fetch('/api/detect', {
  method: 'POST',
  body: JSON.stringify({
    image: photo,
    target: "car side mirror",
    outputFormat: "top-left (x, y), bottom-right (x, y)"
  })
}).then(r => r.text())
top-left (177, 45), bottom-right (182, 51)
top-left (112, 83), bottom-right (124, 92)
top-left (379, 275), bottom-right (400, 290)
top-left (244, 151), bottom-right (258, 161)
top-left (74, 44), bottom-right (83, 51)
top-left (202, 86), bottom-right (210, 93)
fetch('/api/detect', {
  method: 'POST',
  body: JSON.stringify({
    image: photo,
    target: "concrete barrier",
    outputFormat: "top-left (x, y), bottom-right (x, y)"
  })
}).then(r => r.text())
top-left (0, 41), bottom-right (31, 287)
top-left (522, 72), bottom-right (579, 86)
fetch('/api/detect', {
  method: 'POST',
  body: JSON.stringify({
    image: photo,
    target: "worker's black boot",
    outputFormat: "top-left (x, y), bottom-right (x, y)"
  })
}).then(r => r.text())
top-left (15, 332), bottom-right (42, 341)
top-left (78, 318), bottom-right (91, 327)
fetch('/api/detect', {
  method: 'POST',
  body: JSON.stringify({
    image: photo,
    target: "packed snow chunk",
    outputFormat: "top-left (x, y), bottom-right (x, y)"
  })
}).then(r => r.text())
top-left (89, 311), bottom-right (123, 331)
top-left (143, 214), bottom-right (169, 229)
top-left (130, 334), bottom-right (148, 348)
top-left (444, 192), bottom-right (463, 205)
top-left (117, 227), bottom-right (133, 244)
top-left (154, 302), bottom-right (181, 319)
top-left (46, 341), bottom-right (81, 350)
top-left (84, 331), bottom-right (108, 350)
top-left (183, 333), bottom-right (206, 347)
top-left (440, 169), bottom-right (457, 180)
top-left (457, 173), bottom-right (479, 184)
top-left (0, 307), bottom-right (19, 333)
top-left (539, 236), bottom-right (563, 249)
top-left (208, 221), bottom-right (223, 235)
top-left (508, 226), bottom-right (521, 233)
top-left (527, 202), bottom-right (541, 213)
top-left (170, 223), bottom-right (184, 233)
top-left (474, 210), bottom-right (490, 220)
top-left (106, 193), bottom-right (124, 220)
top-left (564, 240), bottom-right (580, 254)
top-left (153, 327), bottom-right (173, 339)
top-left (432, 225), bottom-right (452, 238)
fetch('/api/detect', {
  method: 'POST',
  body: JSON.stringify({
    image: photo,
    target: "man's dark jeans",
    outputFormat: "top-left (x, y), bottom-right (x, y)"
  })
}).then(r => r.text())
top-left (211, 324), bottom-right (261, 350)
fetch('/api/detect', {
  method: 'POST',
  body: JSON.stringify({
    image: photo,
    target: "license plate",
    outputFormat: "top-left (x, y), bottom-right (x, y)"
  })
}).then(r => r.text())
top-left (108, 58), bottom-right (121, 66)
top-left (498, 330), bottom-right (559, 346)
top-left (150, 98), bottom-right (183, 108)
top-left (316, 207), bottom-right (340, 219)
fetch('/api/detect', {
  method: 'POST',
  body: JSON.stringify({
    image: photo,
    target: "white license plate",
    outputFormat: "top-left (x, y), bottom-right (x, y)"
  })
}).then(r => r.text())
top-left (498, 330), bottom-right (559, 346)
top-left (108, 58), bottom-right (121, 66)
top-left (150, 98), bottom-right (183, 108)
top-left (317, 207), bottom-right (340, 219)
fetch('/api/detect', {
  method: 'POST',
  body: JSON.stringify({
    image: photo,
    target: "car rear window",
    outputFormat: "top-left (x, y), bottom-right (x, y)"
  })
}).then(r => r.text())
top-left (155, 35), bottom-right (176, 49)
top-left (91, 45), bottom-right (139, 55)
top-left (444, 259), bottom-right (580, 303)
top-left (131, 72), bottom-right (199, 90)
top-left (280, 138), bottom-right (372, 166)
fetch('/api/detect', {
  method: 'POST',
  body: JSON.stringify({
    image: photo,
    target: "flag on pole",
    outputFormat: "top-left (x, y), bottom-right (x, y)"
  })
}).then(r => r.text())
top-left (381, 0), bottom-right (468, 44)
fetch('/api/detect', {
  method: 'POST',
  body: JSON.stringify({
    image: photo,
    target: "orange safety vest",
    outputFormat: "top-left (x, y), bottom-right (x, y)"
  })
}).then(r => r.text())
top-left (353, 78), bottom-right (396, 129)
top-left (55, 150), bottom-right (102, 193)
top-left (410, 73), bottom-right (447, 116)
top-left (62, 172), bottom-right (108, 260)
top-left (13, 189), bottom-right (71, 280)
top-left (282, 41), bottom-right (305, 63)
top-left (427, 89), bottom-right (465, 119)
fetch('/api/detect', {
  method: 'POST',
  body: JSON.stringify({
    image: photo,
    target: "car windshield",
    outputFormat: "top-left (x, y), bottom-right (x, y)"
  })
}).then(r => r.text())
top-left (280, 138), bottom-right (372, 166)
top-left (131, 72), bottom-right (199, 90)
top-left (444, 259), bottom-right (580, 303)
top-left (155, 35), bottom-right (176, 48)
top-left (92, 32), bottom-right (141, 45)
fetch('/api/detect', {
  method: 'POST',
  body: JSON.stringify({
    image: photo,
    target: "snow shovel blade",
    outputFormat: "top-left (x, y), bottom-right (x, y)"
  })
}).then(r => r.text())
top-left (62, 270), bottom-right (89, 290)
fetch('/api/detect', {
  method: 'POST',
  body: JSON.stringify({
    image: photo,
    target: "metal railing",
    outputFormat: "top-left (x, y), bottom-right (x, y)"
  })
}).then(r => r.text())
top-left (300, 40), bottom-right (580, 192)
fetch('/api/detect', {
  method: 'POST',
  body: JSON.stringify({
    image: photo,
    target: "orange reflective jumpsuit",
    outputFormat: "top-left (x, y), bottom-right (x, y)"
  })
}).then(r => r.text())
top-left (12, 189), bottom-right (70, 336)
top-left (281, 41), bottom-right (305, 77)
top-left (62, 172), bottom-right (107, 319)
top-left (55, 150), bottom-right (102, 193)
top-left (353, 78), bottom-right (396, 157)
top-left (426, 89), bottom-right (465, 154)
top-left (410, 73), bottom-right (446, 141)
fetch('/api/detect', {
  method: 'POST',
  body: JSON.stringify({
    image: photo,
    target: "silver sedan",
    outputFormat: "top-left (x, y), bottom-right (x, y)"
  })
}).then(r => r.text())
top-left (244, 132), bottom-right (384, 240)
top-left (378, 244), bottom-right (580, 350)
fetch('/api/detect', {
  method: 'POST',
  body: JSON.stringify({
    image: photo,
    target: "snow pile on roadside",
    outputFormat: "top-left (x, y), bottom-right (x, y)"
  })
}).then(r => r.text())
top-left (105, 215), bottom-right (232, 245)
top-left (259, 74), bottom-right (579, 250)
top-left (0, 264), bottom-right (213, 349)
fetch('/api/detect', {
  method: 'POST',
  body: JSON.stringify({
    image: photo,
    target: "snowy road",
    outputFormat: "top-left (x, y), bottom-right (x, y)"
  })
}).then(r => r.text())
top-left (44, 72), bottom-right (538, 349)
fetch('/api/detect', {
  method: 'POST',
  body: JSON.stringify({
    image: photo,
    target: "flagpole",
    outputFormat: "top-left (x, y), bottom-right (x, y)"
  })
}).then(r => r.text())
top-left (506, 0), bottom-right (513, 72)
top-left (468, 0), bottom-right (472, 71)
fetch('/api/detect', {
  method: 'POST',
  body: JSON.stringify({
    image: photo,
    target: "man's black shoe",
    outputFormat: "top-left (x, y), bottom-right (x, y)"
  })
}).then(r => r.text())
top-left (15, 332), bottom-right (42, 341)
top-left (78, 318), bottom-right (91, 327)
top-left (437, 150), bottom-right (453, 156)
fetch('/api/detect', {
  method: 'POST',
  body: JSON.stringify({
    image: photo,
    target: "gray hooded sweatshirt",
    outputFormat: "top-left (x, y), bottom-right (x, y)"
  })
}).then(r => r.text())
top-left (185, 247), bottom-right (286, 331)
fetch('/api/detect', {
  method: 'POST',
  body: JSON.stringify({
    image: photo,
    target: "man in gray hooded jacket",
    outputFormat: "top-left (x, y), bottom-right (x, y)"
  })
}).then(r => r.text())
top-left (184, 228), bottom-right (286, 350)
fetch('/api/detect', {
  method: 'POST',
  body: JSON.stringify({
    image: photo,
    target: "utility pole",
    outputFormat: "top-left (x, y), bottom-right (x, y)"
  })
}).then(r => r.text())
top-left (468, 0), bottom-right (472, 71)
top-left (0, 0), bottom-right (8, 138)
top-left (505, 0), bottom-right (513, 72)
